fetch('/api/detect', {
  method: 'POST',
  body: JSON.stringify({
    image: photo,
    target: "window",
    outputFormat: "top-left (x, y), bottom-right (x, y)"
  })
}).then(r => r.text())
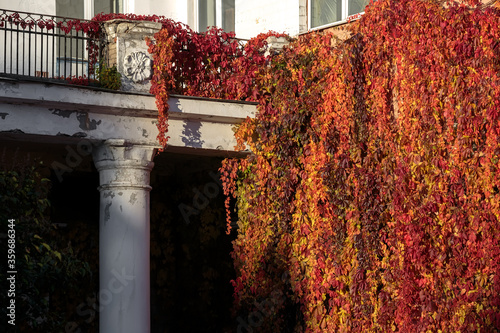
top-left (94, 0), bottom-right (123, 16)
top-left (55, 0), bottom-right (124, 77)
top-left (56, 0), bottom-right (124, 20)
top-left (222, 0), bottom-right (235, 33)
top-left (56, 0), bottom-right (85, 19)
top-left (189, 0), bottom-right (235, 33)
top-left (198, 0), bottom-right (216, 33)
top-left (309, 0), bottom-right (370, 29)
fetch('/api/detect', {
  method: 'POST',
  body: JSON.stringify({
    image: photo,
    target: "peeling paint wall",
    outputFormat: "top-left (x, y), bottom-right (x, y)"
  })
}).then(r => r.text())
top-left (0, 80), bottom-right (256, 154)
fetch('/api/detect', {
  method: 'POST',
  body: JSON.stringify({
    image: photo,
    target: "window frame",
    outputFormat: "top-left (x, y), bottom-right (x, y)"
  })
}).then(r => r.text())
top-left (307, 0), bottom-right (367, 31)
top-left (190, 0), bottom-right (235, 33)
top-left (85, 0), bottom-right (128, 19)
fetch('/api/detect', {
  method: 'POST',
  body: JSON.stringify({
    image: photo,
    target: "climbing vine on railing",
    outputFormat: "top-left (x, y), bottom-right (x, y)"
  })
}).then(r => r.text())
top-left (147, 25), bottom-right (288, 148)
top-left (213, 0), bottom-right (500, 331)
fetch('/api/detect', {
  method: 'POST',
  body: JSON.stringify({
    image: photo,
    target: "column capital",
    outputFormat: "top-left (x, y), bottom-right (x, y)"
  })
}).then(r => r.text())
top-left (93, 139), bottom-right (157, 191)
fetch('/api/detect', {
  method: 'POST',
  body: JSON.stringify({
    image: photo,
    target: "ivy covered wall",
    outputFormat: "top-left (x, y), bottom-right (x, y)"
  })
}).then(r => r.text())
top-left (215, 0), bottom-right (500, 331)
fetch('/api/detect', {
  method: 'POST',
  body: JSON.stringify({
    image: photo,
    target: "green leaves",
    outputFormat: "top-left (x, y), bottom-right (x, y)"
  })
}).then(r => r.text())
top-left (97, 64), bottom-right (121, 90)
top-left (0, 166), bottom-right (92, 330)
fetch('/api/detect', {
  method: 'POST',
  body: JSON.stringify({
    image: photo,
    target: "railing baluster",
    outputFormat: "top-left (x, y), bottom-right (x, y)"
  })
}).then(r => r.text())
top-left (15, 21), bottom-right (19, 75)
top-left (52, 20), bottom-right (55, 78)
top-left (22, 23), bottom-right (25, 75)
top-left (83, 34), bottom-right (86, 78)
top-left (9, 18), bottom-right (12, 74)
top-left (64, 28), bottom-right (67, 78)
top-left (57, 23), bottom-right (61, 78)
top-left (69, 27), bottom-right (73, 79)
top-left (34, 20), bottom-right (37, 77)
top-left (3, 17), bottom-right (7, 74)
top-left (40, 19), bottom-right (44, 77)
top-left (28, 20), bottom-right (31, 76)
top-left (75, 29), bottom-right (79, 79)
top-left (82, 34), bottom-right (85, 78)
top-left (46, 23), bottom-right (49, 78)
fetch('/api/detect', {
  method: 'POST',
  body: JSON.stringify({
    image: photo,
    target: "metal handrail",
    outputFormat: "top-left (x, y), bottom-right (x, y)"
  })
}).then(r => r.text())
top-left (0, 9), bottom-right (103, 83)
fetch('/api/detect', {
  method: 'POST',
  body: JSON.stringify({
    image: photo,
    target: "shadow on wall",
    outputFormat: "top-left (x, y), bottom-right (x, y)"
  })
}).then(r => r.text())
top-left (181, 120), bottom-right (205, 148)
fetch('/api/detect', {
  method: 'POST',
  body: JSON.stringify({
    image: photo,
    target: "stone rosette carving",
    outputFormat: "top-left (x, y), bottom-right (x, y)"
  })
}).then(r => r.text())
top-left (123, 51), bottom-right (152, 83)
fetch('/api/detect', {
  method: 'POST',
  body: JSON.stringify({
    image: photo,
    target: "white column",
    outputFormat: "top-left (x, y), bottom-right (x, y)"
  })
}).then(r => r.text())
top-left (216, 0), bottom-right (223, 28)
top-left (84, 0), bottom-right (94, 20)
top-left (93, 139), bottom-right (156, 333)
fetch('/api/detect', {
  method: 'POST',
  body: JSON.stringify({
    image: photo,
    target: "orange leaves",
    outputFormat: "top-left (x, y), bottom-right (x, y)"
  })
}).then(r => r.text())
top-left (146, 0), bottom-right (500, 331)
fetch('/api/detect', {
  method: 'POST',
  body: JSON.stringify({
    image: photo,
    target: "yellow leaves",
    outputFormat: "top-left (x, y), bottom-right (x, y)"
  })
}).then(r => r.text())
top-left (457, 306), bottom-right (467, 325)
top-left (475, 272), bottom-right (488, 288)
top-left (467, 66), bottom-right (477, 74)
top-left (338, 307), bottom-right (348, 326)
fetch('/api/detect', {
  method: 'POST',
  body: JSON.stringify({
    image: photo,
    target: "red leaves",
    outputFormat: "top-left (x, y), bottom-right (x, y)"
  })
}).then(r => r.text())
top-left (215, 0), bottom-right (500, 331)
top-left (54, 74), bottom-right (95, 86)
top-left (34, 0), bottom-right (480, 330)
top-left (147, 25), bottom-right (289, 149)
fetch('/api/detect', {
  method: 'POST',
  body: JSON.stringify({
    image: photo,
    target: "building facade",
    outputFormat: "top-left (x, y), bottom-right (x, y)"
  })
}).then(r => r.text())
top-left (0, 0), bottom-right (372, 38)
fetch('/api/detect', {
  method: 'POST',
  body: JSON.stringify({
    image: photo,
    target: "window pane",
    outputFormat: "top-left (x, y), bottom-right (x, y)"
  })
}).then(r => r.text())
top-left (199, 0), bottom-right (216, 32)
top-left (95, 0), bottom-right (123, 16)
top-left (348, 0), bottom-right (370, 15)
top-left (222, 0), bottom-right (235, 32)
top-left (311, 0), bottom-right (342, 28)
top-left (56, 0), bottom-right (84, 19)
top-left (56, 0), bottom-right (85, 64)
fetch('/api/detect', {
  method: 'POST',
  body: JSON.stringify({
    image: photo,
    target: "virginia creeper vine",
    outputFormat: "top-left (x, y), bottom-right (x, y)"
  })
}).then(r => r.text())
top-left (214, 0), bottom-right (500, 331)
top-left (3, 1), bottom-right (500, 331)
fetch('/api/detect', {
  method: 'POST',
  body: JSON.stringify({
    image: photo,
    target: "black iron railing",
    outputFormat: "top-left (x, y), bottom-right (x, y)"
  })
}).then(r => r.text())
top-left (0, 9), bottom-right (103, 82)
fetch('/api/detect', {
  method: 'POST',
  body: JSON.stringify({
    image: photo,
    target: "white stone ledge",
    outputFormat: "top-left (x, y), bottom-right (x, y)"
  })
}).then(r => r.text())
top-left (0, 78), bottom-right (257, 122)
top-left (0, 78), bottom-right (256, 155)
top-left (168, 94), bottom-right (257, 123)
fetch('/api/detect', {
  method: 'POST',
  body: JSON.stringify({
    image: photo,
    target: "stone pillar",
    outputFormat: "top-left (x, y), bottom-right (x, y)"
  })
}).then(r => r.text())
top-left (103, 20), bottom-right (162, 93)
top-left (93, 139), bottom-right (156, 333)
top-left (264, 36), bottom-right (290, 57)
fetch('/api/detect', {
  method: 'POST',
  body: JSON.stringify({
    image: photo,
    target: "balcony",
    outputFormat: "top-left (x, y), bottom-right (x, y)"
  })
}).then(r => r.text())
top-left (0, 9), bottom-right (103, 84)
top-left (0, 8), bottom-right (257, 154)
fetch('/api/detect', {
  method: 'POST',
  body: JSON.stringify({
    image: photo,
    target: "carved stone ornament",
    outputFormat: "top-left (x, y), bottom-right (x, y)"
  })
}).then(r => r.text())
top-left (123, 51), bottom-right (152, 83)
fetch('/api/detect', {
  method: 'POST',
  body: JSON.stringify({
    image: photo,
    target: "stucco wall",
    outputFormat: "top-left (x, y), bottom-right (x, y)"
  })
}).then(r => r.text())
top-left (0, 0), bottom-right (186, 21)
top-left (235, 0), bottom-right (302, 39)
top-left (128, 0), bottom-right (187, 23)
top-left (0, 0), bottom-right (307, 39)
top-left (0, 0), bottom-right (55, 14)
